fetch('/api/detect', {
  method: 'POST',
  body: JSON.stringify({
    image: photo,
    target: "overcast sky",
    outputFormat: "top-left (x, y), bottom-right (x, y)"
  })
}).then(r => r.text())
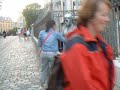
top-left (0, 0), bottom-right (48, 22)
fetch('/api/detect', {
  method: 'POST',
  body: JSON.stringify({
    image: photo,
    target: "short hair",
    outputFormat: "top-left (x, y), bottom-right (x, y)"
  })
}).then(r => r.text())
top-left (45, 19), bottom-right (56, 32)
top-left (77, 0), bottom-right (112, 27)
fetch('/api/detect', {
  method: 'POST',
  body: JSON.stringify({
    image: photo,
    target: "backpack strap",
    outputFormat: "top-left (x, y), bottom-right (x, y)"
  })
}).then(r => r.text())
top-left (65, 35), bottom-right (95, 51)
top-left (97, 39), bottom-right (113, 90)
top-left (40, 30), bottom-right (53, 47)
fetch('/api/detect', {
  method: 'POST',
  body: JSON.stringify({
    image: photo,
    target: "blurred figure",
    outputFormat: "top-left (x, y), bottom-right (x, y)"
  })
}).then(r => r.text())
top-left (22, 28), bottom-right (27, 41)
top-left (60, 0), bottom-right (115, 90)
top-left (17, 28), bottom-right (21, 39)
top-left (62, 14), bottom-right (74, 36)
top-left (3, 30), bottom-right (7, 38)
top-left (60, 14), bottom-right (75, 51)
top-left (26, 29), bottom-right (30, 40)
top-left (38, 19), bottom-right (66, 89)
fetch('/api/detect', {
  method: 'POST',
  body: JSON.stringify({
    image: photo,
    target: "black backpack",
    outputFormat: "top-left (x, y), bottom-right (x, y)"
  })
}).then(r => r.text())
top-left (46, 36), bottom-right (113, 90)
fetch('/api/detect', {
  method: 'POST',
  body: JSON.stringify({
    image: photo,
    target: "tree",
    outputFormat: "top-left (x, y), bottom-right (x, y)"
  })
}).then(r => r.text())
top-left (22, 3), bottom-right (41, 28)
top-left (7, 27), bottom-right (17, 36)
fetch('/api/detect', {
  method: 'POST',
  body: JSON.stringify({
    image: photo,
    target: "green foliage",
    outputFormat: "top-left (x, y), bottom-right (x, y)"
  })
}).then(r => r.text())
top-left (22, 3), bottom-right (41, 28)
top-left (12, 27), bottom-right (17, 32)
top-left (7, 27), bottom-right (17, 36)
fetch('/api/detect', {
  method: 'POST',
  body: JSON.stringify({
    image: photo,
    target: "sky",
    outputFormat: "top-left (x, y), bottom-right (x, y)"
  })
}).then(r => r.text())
top-left (0, 0), bottom-right (49, 22)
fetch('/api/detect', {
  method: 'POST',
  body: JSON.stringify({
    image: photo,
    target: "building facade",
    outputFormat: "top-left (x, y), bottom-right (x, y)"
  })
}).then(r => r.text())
top-left (17, 16), bottom-right (26, 29)
top-left (0, 17), bottom-right (13, 32)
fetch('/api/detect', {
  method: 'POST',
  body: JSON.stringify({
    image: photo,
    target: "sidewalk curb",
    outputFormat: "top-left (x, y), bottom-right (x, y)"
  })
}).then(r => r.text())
top-left (32, 36), bottom-right (39, 49)
top-left (31, 36), bottom-right (40, 59)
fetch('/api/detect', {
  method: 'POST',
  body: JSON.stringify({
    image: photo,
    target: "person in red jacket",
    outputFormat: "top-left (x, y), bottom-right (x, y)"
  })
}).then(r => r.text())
top-left (60, 0), bottom-right (115, 90)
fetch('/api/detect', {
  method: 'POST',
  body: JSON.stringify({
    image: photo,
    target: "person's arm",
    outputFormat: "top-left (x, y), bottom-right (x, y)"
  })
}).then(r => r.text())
top-left (38, 31), bottom-right (42, 47)
top-left (56, 31), bottom-right (66, 43)
top-left (61, 44), bottom-right (97, 90)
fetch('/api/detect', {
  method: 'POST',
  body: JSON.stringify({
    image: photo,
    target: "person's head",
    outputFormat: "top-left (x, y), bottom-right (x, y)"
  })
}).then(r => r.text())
top-left (77, 0), bottom-right (112, 33)
top-left (64, 14), bottom-right (73, 27)
top-left (45, 19), bottom-right (56, 32)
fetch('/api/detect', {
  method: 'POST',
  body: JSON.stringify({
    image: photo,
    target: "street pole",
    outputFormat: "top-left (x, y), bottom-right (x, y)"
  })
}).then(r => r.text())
top-left (63, 2), bottom-right (65, 19)
top-left (73, 1), bottom-right (75, 19)
top-left (50, 0), bottom-right (54, 19)
top-left (117, 8), bottom-right (120, 57)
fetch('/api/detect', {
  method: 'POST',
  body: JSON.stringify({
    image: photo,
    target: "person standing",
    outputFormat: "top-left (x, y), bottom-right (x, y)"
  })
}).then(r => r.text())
top-left (17, 28), bottom-right (21, 39)
top-left (3, 31), bottom-right (7, 38)
top-left (26, 29), bottom-right (30, 40)
top-left (22, 28), bottom-right (27, 40)
top-left (60, 0), bottom-right (115, 90)
top-left (38, 19), bottom-right (66, 89)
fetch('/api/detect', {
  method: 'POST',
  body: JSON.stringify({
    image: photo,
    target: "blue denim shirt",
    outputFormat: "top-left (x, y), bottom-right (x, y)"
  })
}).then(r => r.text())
top-left (38, 30), bottom-right (66, 52)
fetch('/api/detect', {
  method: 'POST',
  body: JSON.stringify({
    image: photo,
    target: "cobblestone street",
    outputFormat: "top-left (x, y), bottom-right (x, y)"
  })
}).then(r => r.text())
top-left (0, 36), bottom-right (41, 90)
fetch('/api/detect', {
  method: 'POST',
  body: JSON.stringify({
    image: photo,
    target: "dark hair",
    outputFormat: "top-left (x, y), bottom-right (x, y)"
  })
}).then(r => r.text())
top-left (45, 19), bottom-right (56, 32)
top-left (77, 0), bottom-right (112, 27)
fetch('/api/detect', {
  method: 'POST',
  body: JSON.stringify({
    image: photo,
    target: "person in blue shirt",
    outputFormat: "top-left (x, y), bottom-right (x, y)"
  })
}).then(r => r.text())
top-left (38, 19), bottom-right (66, 89)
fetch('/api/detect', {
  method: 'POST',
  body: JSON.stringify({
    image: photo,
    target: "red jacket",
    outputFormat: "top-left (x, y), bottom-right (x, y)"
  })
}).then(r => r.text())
top-left (60, 26), bottom-right (115, 90)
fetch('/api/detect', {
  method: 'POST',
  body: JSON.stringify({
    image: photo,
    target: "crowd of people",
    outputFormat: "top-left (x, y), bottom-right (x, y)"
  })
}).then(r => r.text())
top-left (17, 28), bottom-right (30, 40)
top-left (37, 0), bottom-right (115, 90)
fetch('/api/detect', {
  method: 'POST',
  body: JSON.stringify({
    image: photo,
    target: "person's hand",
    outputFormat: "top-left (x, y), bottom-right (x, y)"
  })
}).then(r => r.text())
top-left (56, 51), bottom-right (62, 55)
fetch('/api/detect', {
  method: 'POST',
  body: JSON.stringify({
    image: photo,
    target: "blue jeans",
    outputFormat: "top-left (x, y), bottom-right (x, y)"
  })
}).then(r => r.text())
top-left (39, 51), bottom-right (56, 86)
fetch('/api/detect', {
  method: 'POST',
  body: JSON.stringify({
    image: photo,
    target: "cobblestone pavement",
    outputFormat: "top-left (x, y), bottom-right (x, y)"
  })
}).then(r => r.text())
top-left (0, 36), bottom-right (41, 90)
